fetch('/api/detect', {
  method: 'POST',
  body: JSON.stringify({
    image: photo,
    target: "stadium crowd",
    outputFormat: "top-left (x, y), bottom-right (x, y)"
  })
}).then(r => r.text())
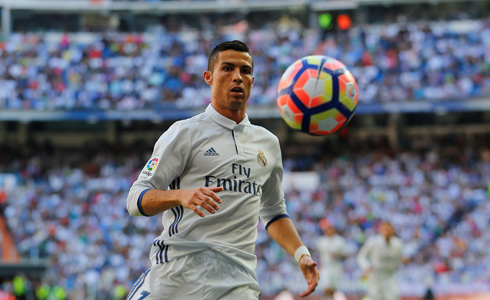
top-left (0, 13), bottom-right (489, 111)
top-left (1, 133), bottom-right (489, 298)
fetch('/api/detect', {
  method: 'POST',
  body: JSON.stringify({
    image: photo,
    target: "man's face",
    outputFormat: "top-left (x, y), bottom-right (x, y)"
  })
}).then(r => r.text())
top-left (325, 226), bottom-right (336, 237)
top-left (380, 222), bottom-right (395, 239)
top-left (204, 50), bottom-right (254, 113)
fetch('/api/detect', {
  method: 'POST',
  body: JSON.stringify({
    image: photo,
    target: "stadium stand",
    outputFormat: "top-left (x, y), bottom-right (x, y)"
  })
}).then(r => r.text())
top-left (1, 132), bottom-right (489, 299)
top-left (0, 15), bottom-right (489, 112)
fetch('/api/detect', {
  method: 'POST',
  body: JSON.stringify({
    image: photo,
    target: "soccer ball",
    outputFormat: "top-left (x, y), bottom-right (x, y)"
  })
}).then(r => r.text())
top-left (277, 55), bottom-right (358, 135)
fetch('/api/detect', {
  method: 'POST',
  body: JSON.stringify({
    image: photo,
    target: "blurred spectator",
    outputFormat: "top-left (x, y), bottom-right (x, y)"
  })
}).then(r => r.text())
top-left (0, 189), bottom-right (7, 216)
top-left (2, 133), bottom-right (489, 298)
top-left (1, 15), bottom-right (490, 111)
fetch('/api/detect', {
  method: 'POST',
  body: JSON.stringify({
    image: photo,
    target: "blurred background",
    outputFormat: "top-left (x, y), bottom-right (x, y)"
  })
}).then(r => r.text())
top-left (0, 0), bottom-right (489, 299)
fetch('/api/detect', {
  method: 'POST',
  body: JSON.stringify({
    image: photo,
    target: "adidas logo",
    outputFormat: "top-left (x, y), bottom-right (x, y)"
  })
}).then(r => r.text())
top-left (204, 147), bottom-right (219, 156)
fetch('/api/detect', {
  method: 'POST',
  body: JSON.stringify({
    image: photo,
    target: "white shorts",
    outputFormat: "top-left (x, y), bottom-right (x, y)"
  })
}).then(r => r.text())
top-left (367, 273), bottom-right (399, 300)
top-left (126, 250), bottom-right (260, 300)
top-left (319, 266), bottom-right (342, 290)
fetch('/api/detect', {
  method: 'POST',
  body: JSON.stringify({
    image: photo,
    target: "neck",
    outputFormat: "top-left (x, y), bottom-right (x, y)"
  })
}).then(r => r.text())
top-left (227, 110), bottom-right (245, 124)
top-left (212, 104), bottom-right (246, 124)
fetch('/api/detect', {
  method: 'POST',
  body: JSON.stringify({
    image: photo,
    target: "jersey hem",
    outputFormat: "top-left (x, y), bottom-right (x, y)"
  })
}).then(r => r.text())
top-left (265, 214), bottom-right (290, 231)
top-left (138, 189), bottom-right (151, 217)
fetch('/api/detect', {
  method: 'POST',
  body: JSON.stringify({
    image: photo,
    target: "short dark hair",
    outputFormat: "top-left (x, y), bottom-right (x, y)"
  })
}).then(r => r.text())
top-left (207, 40), bottom-right (253, 72)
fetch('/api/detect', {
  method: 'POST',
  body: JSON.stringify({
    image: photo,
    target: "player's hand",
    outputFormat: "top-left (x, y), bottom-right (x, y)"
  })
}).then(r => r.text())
top-left (179, 187), bottom-right (223, 217)
top-left (402, 257), bottom-right (410, 265)
top-left (362, 266), bottom-right (373, 279)
top-left (298, 255), bottom-right (319, 297)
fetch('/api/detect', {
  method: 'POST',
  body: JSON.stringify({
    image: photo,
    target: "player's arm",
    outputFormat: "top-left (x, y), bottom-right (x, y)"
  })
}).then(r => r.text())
top-left (336, 252), bottom-right (349, 260)
top-left (136, 187), bottom-right (223, 217)
top-left (267, 217), bottom-right (319, 298)
top-left (335, 237), bottom-right (350, 260)
top-left (127, 123), bottom-right (222, 218)
top-left (399, 239), bottom-right (410, 265)
top-left (357, 237), bottom-right (374, 277)
top-left (260, 139), bottom-right (319, 297)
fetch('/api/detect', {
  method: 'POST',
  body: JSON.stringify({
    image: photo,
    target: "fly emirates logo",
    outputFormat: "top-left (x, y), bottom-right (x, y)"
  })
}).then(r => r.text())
top-left (204, 163), bottom-right (263, 196)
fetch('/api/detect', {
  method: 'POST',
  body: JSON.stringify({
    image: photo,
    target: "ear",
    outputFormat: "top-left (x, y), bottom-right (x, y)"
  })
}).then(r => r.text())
top-left (203, 71), bottom-right (213, 86)
top-left (251, 76), bottom-right (255, 86)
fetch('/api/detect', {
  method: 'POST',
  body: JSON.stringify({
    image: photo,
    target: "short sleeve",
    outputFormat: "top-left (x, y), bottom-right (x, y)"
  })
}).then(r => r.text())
top-left (126, 122), bottom-right (192, 216)
top-left (259, 137), bottom-right (289, 229)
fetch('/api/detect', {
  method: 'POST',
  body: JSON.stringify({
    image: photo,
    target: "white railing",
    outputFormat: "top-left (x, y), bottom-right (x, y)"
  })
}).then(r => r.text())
top-left (0, 0), bottom-right (310, 12)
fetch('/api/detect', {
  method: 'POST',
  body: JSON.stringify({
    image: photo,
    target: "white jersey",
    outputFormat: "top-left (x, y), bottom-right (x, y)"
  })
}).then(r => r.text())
top-left (317, 234), bottom-right (347, 269)
top-left (317, 234), bottom-right (348, 290)
top-left (127, 104), bottom-right (288, 275)
top-left (357, 235), bottom-right (404, 274)
top-left (357, 235), bottom-right (404, 300)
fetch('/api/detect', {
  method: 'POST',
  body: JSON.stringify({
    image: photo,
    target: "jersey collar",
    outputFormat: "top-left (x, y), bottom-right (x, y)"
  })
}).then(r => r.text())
top-left (205, 104), bottom-right (251, 130)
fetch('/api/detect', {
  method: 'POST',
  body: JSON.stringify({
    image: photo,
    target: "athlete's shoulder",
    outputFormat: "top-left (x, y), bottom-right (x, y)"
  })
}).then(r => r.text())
top-left (248, 123), bottom-right (280, 143)
top-left (335, 234), bottom-right (348, 244)
top-left (153, 112), bottom-right (211, 148)
top-left (173, 111), bottom-right (211, 128)
top-left (163, 111), bottom-right (213, 136)
top-left (391, 236), bottom-right (404, 247)
top-left (367, 235), bottom-right (383, 245)
top-left (317, 236), bottom-right (328, 246)
top-left (249, 123), bottom-right (277, 136)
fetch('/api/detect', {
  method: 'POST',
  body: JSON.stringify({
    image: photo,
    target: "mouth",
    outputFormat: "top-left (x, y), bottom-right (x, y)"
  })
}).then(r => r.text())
top-left (230, 86), bottom-right (244, 95)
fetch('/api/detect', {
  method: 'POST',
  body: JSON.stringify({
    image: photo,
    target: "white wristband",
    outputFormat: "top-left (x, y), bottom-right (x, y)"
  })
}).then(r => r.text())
top-left (294, 245), bottom-right (311, 263)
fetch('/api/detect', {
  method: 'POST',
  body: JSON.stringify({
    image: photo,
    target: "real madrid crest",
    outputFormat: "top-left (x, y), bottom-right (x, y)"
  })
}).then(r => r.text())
top-left (257, 150), bottom-right (267, 167)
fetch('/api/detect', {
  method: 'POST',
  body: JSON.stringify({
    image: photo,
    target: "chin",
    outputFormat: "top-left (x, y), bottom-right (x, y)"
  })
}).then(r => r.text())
top-left (228, 100), bottom-right (246, 110)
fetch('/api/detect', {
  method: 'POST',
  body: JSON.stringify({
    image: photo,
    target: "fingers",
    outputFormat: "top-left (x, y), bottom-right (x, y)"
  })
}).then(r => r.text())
top-left (208, 186), bottom-right (224, 193)
top-left (202, 187), bottom-right (223, 204)
top-left (197, 198), bottom-right (218, 215)
top-left (299, 273), bottom-right (318, 297)
top-left (186, 187), bottom-right (223, 217)
top-left (299, 283), bottom-right (316, 297)
top-left (299, 260), bottom-right (319, 298)
top-left (299, 275), bottom-right (319, 297)
top-left (198, 187), bottom-right (222, 211)
top-left (189, 204), bottom-right (206, 218)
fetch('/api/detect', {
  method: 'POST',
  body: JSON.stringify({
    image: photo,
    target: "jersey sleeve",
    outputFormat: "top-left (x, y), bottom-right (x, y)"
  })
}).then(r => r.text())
top-left (338, 236), bottom-right (349, 256)
top-left (357, 237), bottom-right (374, 272)
top-left (395, 238), bottom-right (405, 266)
top-left (316, 237), bottom-right (326, 252)
top-left (260, 137), bottom-right (289, 230)
top-left (127, 122), bottom-right (192, 216)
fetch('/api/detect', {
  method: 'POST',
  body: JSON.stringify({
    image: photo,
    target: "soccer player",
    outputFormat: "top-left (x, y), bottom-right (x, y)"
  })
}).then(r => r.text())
top-left (316, 219), bottom-right (348, 300)
top-left (126, 40), bottom-right (319, 299)
top-left (357, 221), bottom-right (409, 300)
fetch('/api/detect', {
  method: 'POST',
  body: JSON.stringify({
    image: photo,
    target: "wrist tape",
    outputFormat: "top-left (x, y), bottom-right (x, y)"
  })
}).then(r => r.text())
top-left (294, 245), bottom-right (311, 263)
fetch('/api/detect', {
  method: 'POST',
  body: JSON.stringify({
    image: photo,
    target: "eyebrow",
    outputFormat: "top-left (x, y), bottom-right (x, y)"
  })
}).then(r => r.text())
top-left (220, 62), bottom-right (253, 70)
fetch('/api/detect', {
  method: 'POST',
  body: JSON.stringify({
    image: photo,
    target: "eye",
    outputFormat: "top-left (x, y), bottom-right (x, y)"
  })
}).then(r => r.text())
top-left (223, 66), bottom-right (233, 71)
top-left (242, 68), bottom-right (252, 74)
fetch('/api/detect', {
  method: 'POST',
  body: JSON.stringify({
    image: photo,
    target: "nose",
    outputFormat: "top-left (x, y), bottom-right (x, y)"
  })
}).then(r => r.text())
top-left (232, 69), bottom-right (243, 83)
